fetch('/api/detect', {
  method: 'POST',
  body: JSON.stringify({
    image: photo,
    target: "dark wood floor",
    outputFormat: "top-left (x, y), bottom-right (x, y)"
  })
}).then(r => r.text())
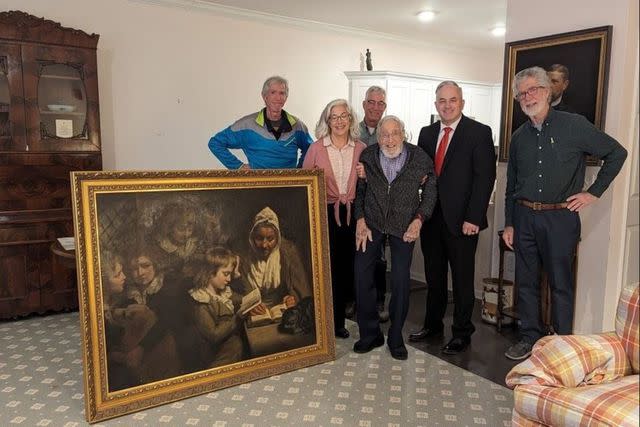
top-left (380, 282), bottom-right (521, 387)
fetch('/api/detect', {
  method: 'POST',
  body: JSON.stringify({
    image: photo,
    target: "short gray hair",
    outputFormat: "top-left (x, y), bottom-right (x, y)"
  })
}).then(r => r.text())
top-left (376, 115), bottom-right (408, 143)
top-left (435, 80), bottom-right (463, 98)
top-left (262, 75), bottom-right (289, 97)
top-left (315, 99), bottom-right (360, 140)
top-left (365, 85), bottom-right (386, 100)
top-left (512, 67), bottom-right (551, 100)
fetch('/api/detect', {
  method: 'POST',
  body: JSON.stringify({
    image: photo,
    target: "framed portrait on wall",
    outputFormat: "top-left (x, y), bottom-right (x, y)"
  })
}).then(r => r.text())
top-left (71, 169), bottom-right (334, 422)
top-left (498, 26), bottom-right (612, 163)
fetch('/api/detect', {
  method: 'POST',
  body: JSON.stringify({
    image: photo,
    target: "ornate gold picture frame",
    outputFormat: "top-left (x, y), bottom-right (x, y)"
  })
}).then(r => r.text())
top-left (499, 26), bottom-right (612, 163)
top-left (71, 169), bottom-right (334, 423)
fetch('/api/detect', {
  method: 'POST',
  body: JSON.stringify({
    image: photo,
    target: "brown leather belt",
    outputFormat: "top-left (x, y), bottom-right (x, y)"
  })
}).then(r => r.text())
top-left (517, 199), bottom-right (568, 210)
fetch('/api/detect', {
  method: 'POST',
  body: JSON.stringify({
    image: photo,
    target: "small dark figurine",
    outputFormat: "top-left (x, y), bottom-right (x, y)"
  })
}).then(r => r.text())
top-left (365, 49), bottom-right (373, 71)
top-left (278, 297), bottom-right (315, 335)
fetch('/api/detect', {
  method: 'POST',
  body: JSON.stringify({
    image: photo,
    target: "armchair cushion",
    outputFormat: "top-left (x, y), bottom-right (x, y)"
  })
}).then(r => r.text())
top-left (513, 375), bottom-right (639, 427)
top-left (506, 333), bottom-right (630, 388)
top-left (615, 283), bottom-right (639, 373)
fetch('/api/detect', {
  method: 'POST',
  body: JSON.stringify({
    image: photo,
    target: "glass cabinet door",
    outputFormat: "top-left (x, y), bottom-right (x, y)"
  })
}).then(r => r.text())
top-left (22, 45), bottom-right (100, 152)
top-left (38, 63), bottom-right (88, 140)
top-left (0, 43), bottom-right (26, 151)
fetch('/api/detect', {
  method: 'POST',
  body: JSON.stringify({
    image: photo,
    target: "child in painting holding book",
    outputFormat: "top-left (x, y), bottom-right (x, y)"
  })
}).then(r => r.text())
top-left (188, 247), bottom-right (247, 369)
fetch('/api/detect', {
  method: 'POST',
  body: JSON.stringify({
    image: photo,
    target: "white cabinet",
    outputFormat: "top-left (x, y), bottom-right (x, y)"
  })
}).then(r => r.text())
top-left (345, 71), bottom-right (501, 146)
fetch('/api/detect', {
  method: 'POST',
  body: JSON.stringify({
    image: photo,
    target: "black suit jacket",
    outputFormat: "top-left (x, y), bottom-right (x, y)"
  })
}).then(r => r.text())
top-left (417, 115), bottom-right (496, 236)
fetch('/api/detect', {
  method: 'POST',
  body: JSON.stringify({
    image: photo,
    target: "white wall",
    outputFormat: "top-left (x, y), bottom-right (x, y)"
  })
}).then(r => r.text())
top-left (7, 0), bottom-right (502, 171)
top-left (494, 0), bottom-right (639, 333)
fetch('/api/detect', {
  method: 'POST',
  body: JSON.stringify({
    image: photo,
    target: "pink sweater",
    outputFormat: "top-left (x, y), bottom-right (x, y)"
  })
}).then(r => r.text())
top-left (302, 137), bottom-right (366, 226)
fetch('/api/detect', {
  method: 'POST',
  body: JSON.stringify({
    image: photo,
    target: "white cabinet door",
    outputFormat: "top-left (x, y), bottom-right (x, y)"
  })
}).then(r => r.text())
top-left (407, 81), bottom-right (433, 145)
top-left (386, 79), bottom-right (411, 126)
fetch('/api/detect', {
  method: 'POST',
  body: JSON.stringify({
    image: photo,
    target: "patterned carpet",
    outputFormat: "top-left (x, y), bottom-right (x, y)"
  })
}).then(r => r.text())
top-left (0, 312), bottom-right (512, 426)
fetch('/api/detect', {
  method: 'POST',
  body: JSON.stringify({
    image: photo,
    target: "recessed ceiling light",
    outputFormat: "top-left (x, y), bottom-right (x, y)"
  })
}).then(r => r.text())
top-left (417, 11), bottom-right (436, 22)
top-left (491, 26), bottom-right (506, 36)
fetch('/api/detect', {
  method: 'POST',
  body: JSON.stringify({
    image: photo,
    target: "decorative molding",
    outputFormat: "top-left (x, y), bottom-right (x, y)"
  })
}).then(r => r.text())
top-left (0, 10), bottom-right (99, 48)
top-left (130, 0), bottom-right (487, 54)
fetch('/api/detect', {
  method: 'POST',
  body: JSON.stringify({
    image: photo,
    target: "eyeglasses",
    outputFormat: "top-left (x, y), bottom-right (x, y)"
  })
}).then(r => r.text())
top-left (515, 86), bottom-right (545, 101)
top-left (379, 130), bottom-right (403, 141)
top-left (329, 113), bottom-right (350, 123)
top-left (366, 99), bottom-right (387, 108)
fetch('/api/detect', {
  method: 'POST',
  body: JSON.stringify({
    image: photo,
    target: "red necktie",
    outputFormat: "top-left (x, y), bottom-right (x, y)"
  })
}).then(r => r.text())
top-left (434, 126), bottom-right (452, 176)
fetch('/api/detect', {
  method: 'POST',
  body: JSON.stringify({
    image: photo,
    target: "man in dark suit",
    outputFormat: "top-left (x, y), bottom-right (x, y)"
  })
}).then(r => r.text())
top-left (409, 81), bottom-right (496, 355)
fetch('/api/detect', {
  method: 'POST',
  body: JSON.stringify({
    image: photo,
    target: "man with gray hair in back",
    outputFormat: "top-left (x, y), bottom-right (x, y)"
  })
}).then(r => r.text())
top-left (208, 75), bottom-right (312, 169)
top-left (503, 66), bottom-right (626, 361)
top-left (359, 86), bottom-right (387, 146)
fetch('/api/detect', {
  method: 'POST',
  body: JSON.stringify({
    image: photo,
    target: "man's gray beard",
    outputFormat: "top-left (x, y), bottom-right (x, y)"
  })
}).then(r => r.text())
top-left (522, 102), bottom-right (545, 118)
top-left (381, 146), bottom-right (402, 158)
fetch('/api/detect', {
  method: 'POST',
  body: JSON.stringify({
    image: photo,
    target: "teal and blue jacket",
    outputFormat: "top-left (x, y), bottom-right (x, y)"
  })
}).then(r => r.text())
top-left (208, 108), bottom-right (312, 169)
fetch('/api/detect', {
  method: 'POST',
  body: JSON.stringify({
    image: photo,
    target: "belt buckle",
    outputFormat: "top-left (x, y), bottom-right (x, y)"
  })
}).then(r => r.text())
top-left (533, 202), bottom-right (542, 210)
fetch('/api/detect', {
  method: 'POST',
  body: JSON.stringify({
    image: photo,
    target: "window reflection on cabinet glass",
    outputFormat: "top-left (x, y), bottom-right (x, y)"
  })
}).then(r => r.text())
top-left (0, 61), bottom-right (9, 138)
top-left (38, 63), bottom-right (87, 139)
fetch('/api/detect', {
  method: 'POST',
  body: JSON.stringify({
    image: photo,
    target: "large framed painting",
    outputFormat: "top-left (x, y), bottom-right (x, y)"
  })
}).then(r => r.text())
top-left (499, 26), bottom-right (612, 163)
top-left (71, 169), bottom-right (334, 423)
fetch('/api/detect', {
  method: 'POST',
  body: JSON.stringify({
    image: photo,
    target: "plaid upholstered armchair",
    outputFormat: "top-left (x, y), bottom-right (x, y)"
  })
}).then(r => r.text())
top-left (506, 283), bottom-right (639, 427)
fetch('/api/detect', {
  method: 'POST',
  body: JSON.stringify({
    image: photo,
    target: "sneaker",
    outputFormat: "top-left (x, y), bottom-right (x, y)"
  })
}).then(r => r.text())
top-left (505, 340), bottom-right (533, 361)
top-left (377, 303), bottom-right (389, 323)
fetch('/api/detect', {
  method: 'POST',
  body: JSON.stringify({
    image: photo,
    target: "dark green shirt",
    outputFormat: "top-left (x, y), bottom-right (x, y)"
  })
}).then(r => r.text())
top-left (359, 120), bottom-right (378, 146)
top-left (505, 109), bottom-right (627, 226)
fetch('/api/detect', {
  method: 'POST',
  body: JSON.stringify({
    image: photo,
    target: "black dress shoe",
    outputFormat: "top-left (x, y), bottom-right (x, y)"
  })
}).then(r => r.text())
top-left (353, 334), bottom-right (385, 353)
top-left (388, 345), bottom-right (408, 360)
top-left (335, 327), bottom-right (350, 339)
top-left (408, 328), bottom-right (443, 342)
top-left (442, 337), bottom-right (470, 355)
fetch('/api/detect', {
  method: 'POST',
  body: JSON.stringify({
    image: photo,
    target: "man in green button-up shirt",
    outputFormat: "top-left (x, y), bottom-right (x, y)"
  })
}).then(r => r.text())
top-left (502, 66), bottom-right (627, 361)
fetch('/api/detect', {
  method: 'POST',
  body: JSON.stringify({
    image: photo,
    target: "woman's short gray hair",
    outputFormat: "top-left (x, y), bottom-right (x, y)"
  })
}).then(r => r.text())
top-left (376, 115), bottom-right (409, 143)
top-left (512, 66), bottom-right (551, 101)
top-left (315, 99), bottom-right (360, 140)
top-left (262, 76), bottom-right (289, 97)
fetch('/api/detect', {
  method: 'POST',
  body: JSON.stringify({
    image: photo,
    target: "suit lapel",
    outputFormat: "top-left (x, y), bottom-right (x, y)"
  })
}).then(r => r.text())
top-left (427, 125), bottom-right (439, 158)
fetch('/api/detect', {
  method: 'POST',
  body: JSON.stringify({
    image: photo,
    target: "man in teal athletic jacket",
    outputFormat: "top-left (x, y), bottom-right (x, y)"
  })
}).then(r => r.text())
top-left (208, 76), bottom-right (312, 169)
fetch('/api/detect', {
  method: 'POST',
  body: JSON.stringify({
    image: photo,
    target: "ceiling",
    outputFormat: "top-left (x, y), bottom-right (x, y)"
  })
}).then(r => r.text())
top-left (197, 0), bottom-right (507, 50)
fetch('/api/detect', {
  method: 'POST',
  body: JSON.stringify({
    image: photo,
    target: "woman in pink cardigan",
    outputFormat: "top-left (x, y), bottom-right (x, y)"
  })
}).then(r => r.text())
top-left (303, 99), bottom-right (366, 339)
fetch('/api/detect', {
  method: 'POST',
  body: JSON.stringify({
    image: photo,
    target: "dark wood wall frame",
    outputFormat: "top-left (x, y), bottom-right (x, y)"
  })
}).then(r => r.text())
top-left (498, 26), bottom-right (612, 164)
top-left (0, 11), bottom-right (102, 319)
